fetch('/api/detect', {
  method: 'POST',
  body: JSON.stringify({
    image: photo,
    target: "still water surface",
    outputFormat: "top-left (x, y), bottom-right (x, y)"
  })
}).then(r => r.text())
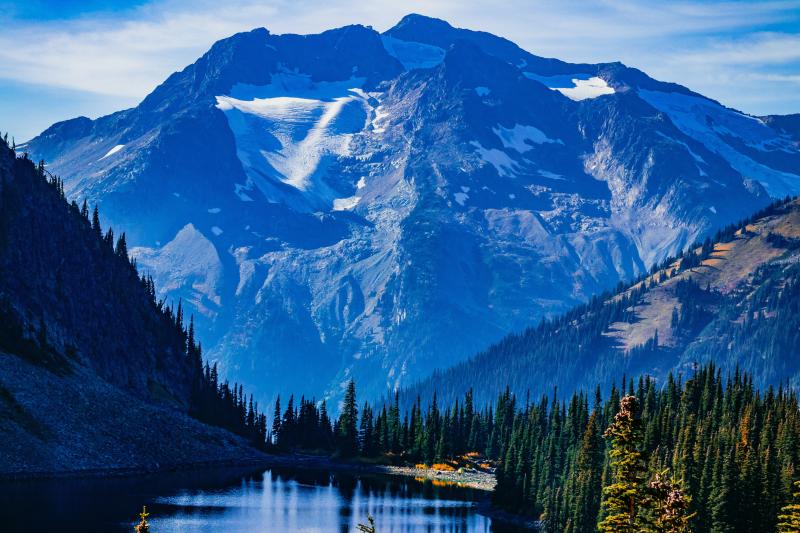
top-left (1, 466), bottom-right (525, 532)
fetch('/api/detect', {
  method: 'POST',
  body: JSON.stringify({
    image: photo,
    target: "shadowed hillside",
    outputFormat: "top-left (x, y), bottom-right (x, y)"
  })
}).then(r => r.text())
top-left (0, 137), bottom-right (265, 476)
top-left (406, 197), bottom-right (800, 407)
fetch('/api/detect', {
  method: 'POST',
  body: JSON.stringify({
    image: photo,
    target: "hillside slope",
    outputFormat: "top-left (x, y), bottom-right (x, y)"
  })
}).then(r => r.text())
top-left (407, 197), bottom-right (800, 406)
top-left (24, 15), bottom-right (800, 401)
top-left (0, 138), bottom-right (263, 476)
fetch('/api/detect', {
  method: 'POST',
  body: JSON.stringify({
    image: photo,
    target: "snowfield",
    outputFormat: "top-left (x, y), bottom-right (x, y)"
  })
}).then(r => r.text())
top-left (524, 73), bottom-right (615, 101)
top-left (216, 74), bottom-right (372, 210)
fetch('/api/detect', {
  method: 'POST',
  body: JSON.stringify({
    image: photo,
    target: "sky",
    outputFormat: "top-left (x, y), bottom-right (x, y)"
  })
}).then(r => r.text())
top-left (1, 0), bottom-right (799, 141)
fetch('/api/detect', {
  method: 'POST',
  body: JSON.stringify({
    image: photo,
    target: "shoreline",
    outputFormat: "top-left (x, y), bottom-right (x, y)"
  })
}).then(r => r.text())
top-left (0, 451), bottom-right (496, 489)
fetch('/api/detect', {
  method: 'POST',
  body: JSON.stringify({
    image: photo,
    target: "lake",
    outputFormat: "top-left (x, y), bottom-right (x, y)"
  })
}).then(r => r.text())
top-left (0, 466), bottom-right (527, 532)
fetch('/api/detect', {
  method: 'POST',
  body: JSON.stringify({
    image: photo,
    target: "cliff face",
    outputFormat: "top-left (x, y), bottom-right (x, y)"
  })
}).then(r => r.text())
top-left (0, 139), bottom-right (262, 476)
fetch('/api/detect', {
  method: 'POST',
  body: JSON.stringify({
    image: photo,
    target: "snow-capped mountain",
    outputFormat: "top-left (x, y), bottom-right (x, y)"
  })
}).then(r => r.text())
top-left (25, 15), bottom-right (800, 402)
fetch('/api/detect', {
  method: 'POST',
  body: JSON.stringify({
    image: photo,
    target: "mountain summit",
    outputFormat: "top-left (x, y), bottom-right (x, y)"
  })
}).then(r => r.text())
top-left (25, 15), bottom-right (800, 401)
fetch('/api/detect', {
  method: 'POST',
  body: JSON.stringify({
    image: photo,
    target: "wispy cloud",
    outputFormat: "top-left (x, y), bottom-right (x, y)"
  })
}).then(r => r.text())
top-left (1, 0), bottom-right (799, 140)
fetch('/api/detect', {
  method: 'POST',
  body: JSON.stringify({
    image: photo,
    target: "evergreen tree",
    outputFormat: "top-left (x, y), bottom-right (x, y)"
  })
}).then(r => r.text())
top-left (91, 205), bottom-right (102, 238)
top-left (570, 410), bottom-right (604, 532)
top-left (647, 470), bottom-right (695, 533)
top-left (338, 380), bottom-right (359, 456)
top-left (778, 480), bottom-right (800, 532)
top-left (599, 395), bottom-right (649, 533)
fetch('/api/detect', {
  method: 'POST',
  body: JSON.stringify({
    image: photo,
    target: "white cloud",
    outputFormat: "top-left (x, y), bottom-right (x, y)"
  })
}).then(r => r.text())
top-left (0, 0), bottom-right (798, 118)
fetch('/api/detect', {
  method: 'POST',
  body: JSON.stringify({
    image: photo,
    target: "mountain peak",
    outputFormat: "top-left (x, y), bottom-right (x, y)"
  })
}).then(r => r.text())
top-left (390, 13), bottom-right (455, 33)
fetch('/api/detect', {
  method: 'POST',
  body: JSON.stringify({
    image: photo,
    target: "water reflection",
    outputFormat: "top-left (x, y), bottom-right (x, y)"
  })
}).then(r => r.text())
top-left (0, 466), bottom-right (524, 532)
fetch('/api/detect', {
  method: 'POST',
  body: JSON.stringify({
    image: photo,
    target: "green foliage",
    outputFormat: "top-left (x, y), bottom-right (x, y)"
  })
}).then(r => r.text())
top-left (778, 480), bottom-right (800, 532)
top-left (647, 470), bottom-right (695, 533)
top-left (275, 364), bottom-right (800, 533)
top-left (338, 380), bottom-right (359, 456)
top-left (599, 395), bottom-right (649, 532)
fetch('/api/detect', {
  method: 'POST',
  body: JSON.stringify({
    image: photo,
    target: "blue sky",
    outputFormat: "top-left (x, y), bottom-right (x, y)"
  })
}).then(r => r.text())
top-left (1, 0), bottom-right (799, 141)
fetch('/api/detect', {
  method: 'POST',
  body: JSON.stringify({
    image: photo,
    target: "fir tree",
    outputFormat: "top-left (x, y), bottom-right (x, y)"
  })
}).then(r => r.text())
top-left (647, 470), bottom-right (695, 533)
top-left (338, 380), bottom-right (359, 456)
top-left (599, 395), bottom-right (649, 533)
top-left (91, 205), bottom-right (102, 238)
top-left (777, 480), bottom-right (800, 532)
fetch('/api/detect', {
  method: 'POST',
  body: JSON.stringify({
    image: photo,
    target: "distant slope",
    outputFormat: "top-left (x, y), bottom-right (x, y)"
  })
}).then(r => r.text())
top-left (406, 197), bottom-right (800, 407)
top-left (0, 137), bottom-right (263, 476)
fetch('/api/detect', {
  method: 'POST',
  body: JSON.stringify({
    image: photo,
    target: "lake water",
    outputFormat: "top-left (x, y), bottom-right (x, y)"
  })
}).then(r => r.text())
top-left (0, 466), bottom-right (526, 532)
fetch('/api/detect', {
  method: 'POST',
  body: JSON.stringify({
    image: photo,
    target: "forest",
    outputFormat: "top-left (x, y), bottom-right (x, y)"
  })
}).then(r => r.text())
top-left (268, 365), bottom-right (800, 532)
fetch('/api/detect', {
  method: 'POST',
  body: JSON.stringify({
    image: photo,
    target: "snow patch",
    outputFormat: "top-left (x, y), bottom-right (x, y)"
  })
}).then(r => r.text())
top-left (332, 196), bottom-right (361, 211)
top-left (99, 144), bottom-right (124, 160)
top-left (475, 86), bottom-right (491, 96)
top-left (211, 226), bottom-right (223, 236)
top-left (494, 124), bottom-right (563, 152)
top-left (640, 89), bottom-right (800, 196)
top-left (538, 170), bottom-right (564, 180)
top-left (471, 141), bottom-right (517, 177)
top-left (207, 207), bottom-right (221, 214)
top-left (524, 73), bottom-right (615, 101)
top-left (454, 192), bottom-right (469, 206)
top-left (216, 73), bottom-right (371, 208)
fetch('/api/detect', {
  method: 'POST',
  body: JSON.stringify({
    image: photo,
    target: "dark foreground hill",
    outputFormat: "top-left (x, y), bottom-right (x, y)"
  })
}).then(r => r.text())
top-left (407, 197), bottom-right (800, 407)
top-left (0, 137), bottom-right (264, 476)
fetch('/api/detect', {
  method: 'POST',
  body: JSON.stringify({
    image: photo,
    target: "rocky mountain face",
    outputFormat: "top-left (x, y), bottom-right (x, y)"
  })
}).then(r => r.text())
top-left (405, 198), bottom-right (800, 408)
top-left (0, 139), bottom-right (261, 475)
top-left (25, 14), bottom-right (800, 402)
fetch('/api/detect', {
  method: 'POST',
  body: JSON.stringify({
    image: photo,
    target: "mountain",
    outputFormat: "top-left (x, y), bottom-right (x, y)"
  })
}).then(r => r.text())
top-left (24, 14), bottom-right (800, 402)
top-left (405, 197), bottom-right (800, 407)
top-left (0, 138), bottom-right (264, 476)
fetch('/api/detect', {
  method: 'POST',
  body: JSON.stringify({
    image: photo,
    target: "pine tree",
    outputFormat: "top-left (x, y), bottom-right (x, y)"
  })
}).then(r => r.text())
top-left (272, 396), bottom-right (281, 446)
top-left (91, 205), bottom-right (102, 238)
top-left (647, 469), bottom-right (695, 533)
top-left (115, 232), bottom-right (128, 260)
top-left (599, 395), bottom-right (649, 533)
top-left (338, 380), bottom-right (359, 456)
top-left (571, 410), bottom-right (604, 532)
top-left (777, 480), bottom-right (800, 532)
